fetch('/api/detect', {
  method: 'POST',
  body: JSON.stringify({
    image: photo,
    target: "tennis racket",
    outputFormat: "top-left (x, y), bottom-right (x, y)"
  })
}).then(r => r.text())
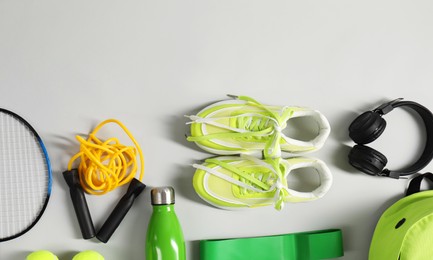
top-left (0, 108), bottom-right (52, 242)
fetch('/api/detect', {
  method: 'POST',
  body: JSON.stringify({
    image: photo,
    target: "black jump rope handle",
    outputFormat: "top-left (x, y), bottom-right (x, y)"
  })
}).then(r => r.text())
top-left (63, 169), bottom-right (146, 242)
top-left (96, 178), bottom-right (146, 243)
top-left (63, 169), bottom-right (95, 239)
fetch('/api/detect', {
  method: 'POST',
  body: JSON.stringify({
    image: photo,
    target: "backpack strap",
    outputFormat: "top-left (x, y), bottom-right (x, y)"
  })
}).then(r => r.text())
top-left (406, 172), bottom-right (433, 196)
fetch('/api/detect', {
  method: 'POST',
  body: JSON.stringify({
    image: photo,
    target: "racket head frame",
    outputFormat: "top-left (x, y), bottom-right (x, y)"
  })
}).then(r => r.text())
top-left (0, 108), bottom-right (52, 242)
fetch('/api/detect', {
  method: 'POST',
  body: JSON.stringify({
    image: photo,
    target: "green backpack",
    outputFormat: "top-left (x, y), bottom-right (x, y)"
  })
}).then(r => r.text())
top-left (369, 173), bottom-right (433, 260)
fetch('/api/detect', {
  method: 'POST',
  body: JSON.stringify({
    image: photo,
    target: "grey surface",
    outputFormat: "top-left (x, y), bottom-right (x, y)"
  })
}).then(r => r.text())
top-left (1, 0), bottom-right (433, 259)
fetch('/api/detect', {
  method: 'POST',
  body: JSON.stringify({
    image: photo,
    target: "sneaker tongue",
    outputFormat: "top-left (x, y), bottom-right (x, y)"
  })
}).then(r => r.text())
top-left (237, 165), bottom-right (276, 191)
top-left (231, 115), bottom-right (272, 133)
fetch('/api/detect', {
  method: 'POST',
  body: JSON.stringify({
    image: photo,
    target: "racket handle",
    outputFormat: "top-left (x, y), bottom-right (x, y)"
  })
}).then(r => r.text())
top-left (63, 169), bottom-right (95, 240)
top-left (96, 178), bottom-right (146, 243)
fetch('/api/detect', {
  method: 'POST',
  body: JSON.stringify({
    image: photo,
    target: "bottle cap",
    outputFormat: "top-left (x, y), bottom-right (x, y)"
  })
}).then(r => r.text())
top-left (151, 186), bottom-right (175, 205)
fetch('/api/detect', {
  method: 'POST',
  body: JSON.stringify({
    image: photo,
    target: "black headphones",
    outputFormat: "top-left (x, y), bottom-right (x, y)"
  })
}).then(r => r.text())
top-left (348, 98), bottom-right (433, 179)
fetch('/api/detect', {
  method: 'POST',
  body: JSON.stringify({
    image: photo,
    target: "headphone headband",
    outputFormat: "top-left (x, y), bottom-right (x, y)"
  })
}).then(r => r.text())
top-left (349, 99), bottom-right (433, 179)
top-left (373, 98), bottom-right (403, 115)
top-left (385, 100), bottom-right (433, 178)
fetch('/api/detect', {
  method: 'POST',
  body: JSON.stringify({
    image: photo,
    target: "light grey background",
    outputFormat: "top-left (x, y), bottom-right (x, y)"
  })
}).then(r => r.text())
top-left (1, 0), bottom-right (433, 259)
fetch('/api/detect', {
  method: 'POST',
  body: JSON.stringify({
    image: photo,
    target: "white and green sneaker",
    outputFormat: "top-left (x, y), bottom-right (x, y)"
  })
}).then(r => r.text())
top-left (192, 155), bottom-right (332, 210)
top-left (186, 95), bottom-right (330, 158)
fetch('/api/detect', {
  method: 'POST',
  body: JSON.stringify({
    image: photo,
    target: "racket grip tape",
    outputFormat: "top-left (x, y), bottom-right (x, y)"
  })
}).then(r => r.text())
top-left (63, 169), bottom-right (96, 240)
top-left (96, 178), bottom-right (146, 243)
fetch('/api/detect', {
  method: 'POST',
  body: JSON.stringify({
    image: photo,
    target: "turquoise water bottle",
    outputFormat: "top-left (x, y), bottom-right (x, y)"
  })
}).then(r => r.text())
top-left (146, 187), bottom-right (186, 260)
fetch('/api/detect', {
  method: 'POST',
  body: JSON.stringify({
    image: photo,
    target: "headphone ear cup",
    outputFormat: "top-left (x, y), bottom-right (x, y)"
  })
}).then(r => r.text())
top-left (348, 145), bottom-right (388, 176)
top-left (349, 111), bottom-right (387, 144)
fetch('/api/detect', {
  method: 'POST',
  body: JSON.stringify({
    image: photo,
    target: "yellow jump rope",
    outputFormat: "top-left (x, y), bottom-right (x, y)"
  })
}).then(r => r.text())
top-left (63, 119), bottom-right (146, 243)
top-left (67, 119), bottom-right (144, 195)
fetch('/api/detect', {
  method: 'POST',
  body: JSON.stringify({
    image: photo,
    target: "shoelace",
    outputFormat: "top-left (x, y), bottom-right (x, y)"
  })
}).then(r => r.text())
top-left (193, 155), bottom-right (291, 210)
top-left (186, 95), bottom-right (294, 158)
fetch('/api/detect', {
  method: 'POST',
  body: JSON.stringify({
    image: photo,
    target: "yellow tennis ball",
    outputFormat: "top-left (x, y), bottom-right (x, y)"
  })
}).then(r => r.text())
top-left (72, 250), bottom-right (104, 260)
top-left (26, 250), bottom-right (58, 260)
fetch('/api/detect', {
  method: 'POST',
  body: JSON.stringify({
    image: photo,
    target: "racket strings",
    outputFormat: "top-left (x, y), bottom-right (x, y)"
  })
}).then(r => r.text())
top-left (0, 112), bottom-right (50, 240)
top-left (67, 119), bottom-right (144, 195)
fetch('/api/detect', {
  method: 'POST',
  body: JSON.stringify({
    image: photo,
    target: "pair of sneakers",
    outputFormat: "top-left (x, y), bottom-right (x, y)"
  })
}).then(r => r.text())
top-left (186, 95), bottom-right (332, 210)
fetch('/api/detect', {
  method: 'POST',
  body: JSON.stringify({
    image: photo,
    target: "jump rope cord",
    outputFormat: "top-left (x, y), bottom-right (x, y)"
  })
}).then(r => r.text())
top-left (67, 119), bottom-right (144, 195)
